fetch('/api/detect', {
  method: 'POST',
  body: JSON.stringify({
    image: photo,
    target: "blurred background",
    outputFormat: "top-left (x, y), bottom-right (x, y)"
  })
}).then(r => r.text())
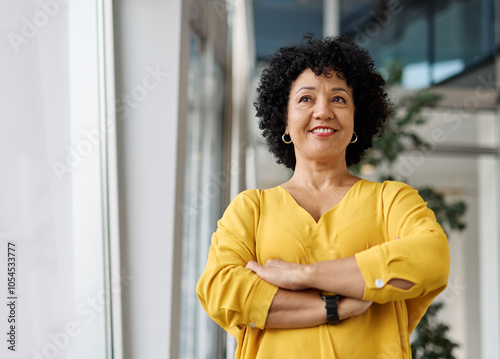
top-left (0, 0), bottom-right (499, 358)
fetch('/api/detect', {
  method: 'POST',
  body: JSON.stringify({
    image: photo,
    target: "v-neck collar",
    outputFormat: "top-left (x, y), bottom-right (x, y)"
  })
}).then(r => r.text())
top-left (278, 179), bottom-right (364, 224)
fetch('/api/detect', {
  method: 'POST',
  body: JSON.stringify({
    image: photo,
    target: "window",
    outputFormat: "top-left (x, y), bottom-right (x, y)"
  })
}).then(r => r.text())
top-left (0, 1), bottom-right (112, 358)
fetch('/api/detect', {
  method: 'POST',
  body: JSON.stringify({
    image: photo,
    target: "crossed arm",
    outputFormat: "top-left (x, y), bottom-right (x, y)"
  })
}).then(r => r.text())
top-left (197, 186), bottom-right (449, 332)
top-left (246, 256), bottom-right (413, 328)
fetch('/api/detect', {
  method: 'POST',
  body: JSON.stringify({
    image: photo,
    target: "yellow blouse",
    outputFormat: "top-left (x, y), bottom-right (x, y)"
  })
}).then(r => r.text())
top-left (197, 180), bottom-right (450, 358)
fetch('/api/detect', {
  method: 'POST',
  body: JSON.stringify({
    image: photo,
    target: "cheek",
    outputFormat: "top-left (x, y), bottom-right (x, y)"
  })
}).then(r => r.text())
top-left (285, 112), bottom-right (302, 131)
top-left (343, 110), bottom-right (355, 128)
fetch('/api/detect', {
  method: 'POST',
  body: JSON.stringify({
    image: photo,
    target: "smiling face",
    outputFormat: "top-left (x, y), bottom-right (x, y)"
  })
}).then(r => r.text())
top-left (285, 68), bottom-right (355, 167)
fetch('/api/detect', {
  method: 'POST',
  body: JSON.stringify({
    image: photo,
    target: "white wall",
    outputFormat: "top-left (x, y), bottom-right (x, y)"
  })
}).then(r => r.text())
top-left (113, 0), bottom-right (190, 358)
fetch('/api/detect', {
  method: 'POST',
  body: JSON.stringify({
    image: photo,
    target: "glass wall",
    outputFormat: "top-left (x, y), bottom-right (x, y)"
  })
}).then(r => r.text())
top-left (341, 0), bottom-right (495, 88)
top-left (253, 0), bottom-right (323, 61)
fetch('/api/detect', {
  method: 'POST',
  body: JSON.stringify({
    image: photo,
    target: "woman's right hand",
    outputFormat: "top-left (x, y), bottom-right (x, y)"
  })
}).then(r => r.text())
top-left (338, 297), bottom-right (373, 320)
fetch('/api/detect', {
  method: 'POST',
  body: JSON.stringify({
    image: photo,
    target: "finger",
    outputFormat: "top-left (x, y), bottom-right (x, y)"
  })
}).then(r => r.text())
top-left (245, 260), bottom-right (261, 272)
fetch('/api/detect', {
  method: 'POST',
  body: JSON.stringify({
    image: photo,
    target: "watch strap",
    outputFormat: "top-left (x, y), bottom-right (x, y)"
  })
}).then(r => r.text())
top-left (321, 294), bottom-right (340, 325)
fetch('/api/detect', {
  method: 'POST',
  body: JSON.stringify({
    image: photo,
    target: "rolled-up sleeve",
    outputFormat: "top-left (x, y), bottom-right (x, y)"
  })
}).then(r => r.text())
top-left (354, 182), bottom-right (450, 309)
top-left (196, 191), bottom-right (279, 335)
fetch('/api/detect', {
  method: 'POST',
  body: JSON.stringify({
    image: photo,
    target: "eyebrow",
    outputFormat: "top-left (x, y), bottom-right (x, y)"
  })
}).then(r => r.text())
top-left (295, 86), bottom-right (349, 94)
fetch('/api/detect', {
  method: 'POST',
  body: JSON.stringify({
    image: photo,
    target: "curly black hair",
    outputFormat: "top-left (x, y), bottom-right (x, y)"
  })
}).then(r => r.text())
top-left (255, 35), bottom-right (390, 169)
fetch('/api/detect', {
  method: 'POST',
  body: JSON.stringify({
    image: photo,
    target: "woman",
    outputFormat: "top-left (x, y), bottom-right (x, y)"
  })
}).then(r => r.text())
top-left (196, 35), bottom-right (449, 358)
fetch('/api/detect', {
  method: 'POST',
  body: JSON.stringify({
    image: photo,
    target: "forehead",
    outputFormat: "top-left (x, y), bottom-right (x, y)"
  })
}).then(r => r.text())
top-left (290, 68), bottom-right (349, 91)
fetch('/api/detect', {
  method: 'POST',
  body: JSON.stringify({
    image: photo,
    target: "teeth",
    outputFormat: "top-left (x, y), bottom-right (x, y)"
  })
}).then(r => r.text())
top-left (312, 128), bottom-right (335, 133)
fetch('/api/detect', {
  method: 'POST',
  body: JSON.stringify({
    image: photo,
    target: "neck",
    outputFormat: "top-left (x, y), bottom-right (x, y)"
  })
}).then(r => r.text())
top-left (288, 159), bottom-right (355, 190)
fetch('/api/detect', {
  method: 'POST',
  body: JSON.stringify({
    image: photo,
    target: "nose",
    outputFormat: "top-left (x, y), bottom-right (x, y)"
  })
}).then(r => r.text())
top-left (313, 98), bottom-right (333, 120)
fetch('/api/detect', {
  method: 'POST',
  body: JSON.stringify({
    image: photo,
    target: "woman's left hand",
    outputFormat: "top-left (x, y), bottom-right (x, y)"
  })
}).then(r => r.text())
top-left (246, 259), bottom-right (309, 290)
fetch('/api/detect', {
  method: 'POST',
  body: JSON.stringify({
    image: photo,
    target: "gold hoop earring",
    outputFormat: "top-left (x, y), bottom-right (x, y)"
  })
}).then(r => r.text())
top-left (350, 132), bottom-right (358, 144)
top-left (282, 132), bottom-right (292, 144)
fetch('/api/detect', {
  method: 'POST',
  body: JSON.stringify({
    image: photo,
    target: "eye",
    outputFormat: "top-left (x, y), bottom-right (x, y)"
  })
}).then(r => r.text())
top-left (332, 96), bottom-right (346, 103)
top-left (298, 96), bottom-right (312, 103)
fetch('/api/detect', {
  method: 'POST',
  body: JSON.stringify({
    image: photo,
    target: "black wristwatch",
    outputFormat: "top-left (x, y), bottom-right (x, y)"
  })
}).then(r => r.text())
top-left (321, 295), bottom-right (340, 325)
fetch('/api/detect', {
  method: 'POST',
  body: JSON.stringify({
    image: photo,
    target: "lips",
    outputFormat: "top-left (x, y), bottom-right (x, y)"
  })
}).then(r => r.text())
top-left (310, 126), bottom-right (337, 136)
